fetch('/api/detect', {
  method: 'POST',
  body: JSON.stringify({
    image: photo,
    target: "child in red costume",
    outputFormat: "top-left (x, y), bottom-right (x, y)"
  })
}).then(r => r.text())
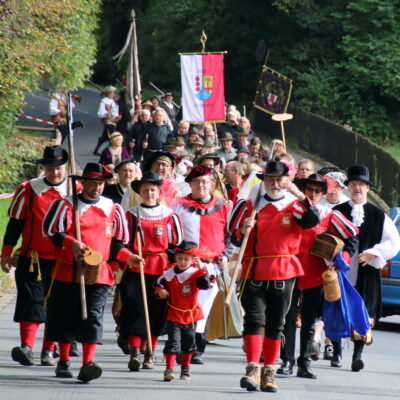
top-left (155, 241), bottom-right (213, 381)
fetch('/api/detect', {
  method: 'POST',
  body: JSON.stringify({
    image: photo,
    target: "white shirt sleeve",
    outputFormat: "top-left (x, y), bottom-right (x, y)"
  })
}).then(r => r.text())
top-left (364, 214), bottom-right (400, 269)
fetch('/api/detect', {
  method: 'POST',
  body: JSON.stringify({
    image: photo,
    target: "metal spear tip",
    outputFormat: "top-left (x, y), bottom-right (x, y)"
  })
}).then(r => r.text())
top-left (271, 113), bottom-right (293, 122)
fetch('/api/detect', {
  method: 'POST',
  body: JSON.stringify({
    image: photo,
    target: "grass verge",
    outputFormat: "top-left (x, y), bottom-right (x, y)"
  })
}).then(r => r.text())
top-left (0, 198), bottom-right (14, 295)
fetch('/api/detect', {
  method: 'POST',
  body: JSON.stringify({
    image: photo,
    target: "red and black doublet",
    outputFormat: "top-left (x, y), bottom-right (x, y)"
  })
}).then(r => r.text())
top-left (1, 177), bottom-right (70, 324)
top-left (171, 195), bottom-right (232, 332)
top-left (155, 264), bottom-right (210, 353)
top-left (43, 194), bottom-right (131, 344)
top-left (229, 192), bottom-right (320, 365)
top-left (119, 204), bottom-right (182, 338)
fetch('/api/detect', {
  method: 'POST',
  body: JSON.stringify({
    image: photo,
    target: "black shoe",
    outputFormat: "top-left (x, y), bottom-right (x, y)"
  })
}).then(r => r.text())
top-left (53, 344), bottom-right (60, 358)
top-left (297, 365), bottom-right (317, 379)
top-left (55, 360), bottom-right (73, 378)
top-left (310, 341), bottom-right (320, 361)
top-left (128, 347), bottom-right (141, 371)
top-left (11, 344), bottom-right (34, 366)
top-left (276, 361), bottom-right (293, 375)
top-left (190, 352), bottom-right (204, 365)
top-left (77, 362), bottom-right (102, 382)
top-left (323, 344), bottom-right (334, 360)
top-left (41, 349), bottom-right (56, 366)
top-left (117, 335), bottom-right (130, 355)
top-left (331, 354), bottom-right (342, 368)
top-left (180, 365), bottom-right (191, 380)
top-left (351, 358), bottom-right (364, 372)
top-left (69, 341), bottom-right (80, 357)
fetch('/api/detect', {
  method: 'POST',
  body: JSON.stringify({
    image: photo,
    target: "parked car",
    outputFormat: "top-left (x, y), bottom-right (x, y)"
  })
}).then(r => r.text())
top-left (381, 207), bottom-right (400, 317)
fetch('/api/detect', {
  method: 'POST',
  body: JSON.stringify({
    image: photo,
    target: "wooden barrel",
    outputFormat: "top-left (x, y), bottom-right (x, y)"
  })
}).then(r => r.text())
top-left (322, 265), bottom-right (341, 302)
top-left (310, 233), bottom-right (344, 261)
top-left (82, 247), bottom-right (102, 285)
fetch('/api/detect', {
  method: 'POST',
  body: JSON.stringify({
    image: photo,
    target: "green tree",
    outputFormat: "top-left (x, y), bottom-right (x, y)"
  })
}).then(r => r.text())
top-left (0, 0), bottom-right (100, 141)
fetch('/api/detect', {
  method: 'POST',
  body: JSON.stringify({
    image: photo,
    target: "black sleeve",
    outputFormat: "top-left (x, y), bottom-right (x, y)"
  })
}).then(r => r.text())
top-left (51, 233), bottom-right (67, 248)
top-left (110, 238), bottom-right (126, 260)
top-left (196, 274), bottom-right (211, 290)
top-left (3, 218), bottom-right (24, 247)
top-left (343, 236), bottom-right (359, 257)
top-left (296, 199), bottom-right (320, 229)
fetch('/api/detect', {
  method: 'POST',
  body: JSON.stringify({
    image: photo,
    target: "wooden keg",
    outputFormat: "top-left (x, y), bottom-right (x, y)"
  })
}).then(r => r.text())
top-left (321, 265), bottom-right (341, 302)
top-left (82, 247), bottom-right (102, 285)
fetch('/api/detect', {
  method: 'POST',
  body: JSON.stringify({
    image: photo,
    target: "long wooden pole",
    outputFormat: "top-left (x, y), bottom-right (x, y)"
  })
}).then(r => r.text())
top-left (136, 212), bottom-right (153, 356)
top-left (225, 183), bottom-right (263, 306)
top-left (67, 93), bottom-right (87, 320)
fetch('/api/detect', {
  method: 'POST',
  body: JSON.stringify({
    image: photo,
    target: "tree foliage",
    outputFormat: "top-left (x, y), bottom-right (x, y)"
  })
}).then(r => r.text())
top-left (0, 0), bottom-right (100, 142)
top-left (94, 0), bottom-right (400, 143)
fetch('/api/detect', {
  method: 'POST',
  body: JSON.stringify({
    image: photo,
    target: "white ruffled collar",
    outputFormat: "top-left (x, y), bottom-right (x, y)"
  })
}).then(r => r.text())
top-left (128, 204), bottom-right (172, 220)
top-left (30, 177), bottom-right (69, 198)
top-left (349, 200), bottom-right (367, 227)
top-left (66, 195), bottom-right (114, 217)
top-left (164, 266), bottom-right (198, 283)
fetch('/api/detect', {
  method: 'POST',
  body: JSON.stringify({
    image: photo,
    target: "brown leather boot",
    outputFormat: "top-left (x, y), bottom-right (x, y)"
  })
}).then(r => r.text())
top-left (240, 362), bottom-right (260, 391)
top-left (128, 347), bottom-right (140, 371)
top-left (260, 365), bottom-right (278, 393)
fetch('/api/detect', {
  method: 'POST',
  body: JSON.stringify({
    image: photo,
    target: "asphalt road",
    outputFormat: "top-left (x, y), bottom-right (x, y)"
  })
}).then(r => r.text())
top-left (0, 291), bottom-right (399, 400)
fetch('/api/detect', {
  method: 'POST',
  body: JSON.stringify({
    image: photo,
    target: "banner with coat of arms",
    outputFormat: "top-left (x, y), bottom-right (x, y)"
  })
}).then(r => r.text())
top-left (253, 67), bottom-right (292, 115)
top-left (180, 54), bottom-right (225, 123)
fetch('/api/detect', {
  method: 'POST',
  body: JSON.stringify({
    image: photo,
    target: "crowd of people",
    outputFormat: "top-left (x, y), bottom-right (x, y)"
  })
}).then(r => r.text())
top-left (0, 87), bottom-right (400, 392)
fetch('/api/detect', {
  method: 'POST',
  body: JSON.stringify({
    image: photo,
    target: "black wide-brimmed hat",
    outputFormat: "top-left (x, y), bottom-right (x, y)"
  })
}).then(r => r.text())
top-left (36, 145), bottom-right (68, 167)
top-left (256, 161), bottom-right (289, 180)
top-left (114, 159), bottom-right (136, 173)
top-left (296, 173), bottom-right (328, 194)
top-left (143, 151), bottom-right (175, 172)
top-left (344, 165), bottom-right (373, 186)
top-left (131, 171), bottom-right (163, 194)
top-left (70, 163), bottom-right (113, 181)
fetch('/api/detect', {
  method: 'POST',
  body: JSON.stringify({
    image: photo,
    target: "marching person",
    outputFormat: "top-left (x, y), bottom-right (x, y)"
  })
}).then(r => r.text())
top-left (43, 163), bottom-right (142, 382)
top-left (93, 86), bottom-right (120, 156)
top-left (1, 145), bottom-right (70, 367)
top-left (120, 171), bottom-right (182, 372)
top-left (334, 165), bottom-right (400, 372)
top-left (49, 91), bottom-right (68, 124)
top-left (229, 161), bottom-right (321, 393)
top-left (155, 241), bottom-right (212, 381)
top-left (171, 165), bottom-right (233, 364)
top-left (102, 159), bottom-right (139, 205)
top-left (99, 131), bottom-right (130, 172)
top-left (125, 109), bottom-right (151, 162)
top-left (121, 151), bottom-right (179, 210)
top-left (277, 174), bottom-right (359, 378)
top-left (159, 92), bottom-right (180, 129)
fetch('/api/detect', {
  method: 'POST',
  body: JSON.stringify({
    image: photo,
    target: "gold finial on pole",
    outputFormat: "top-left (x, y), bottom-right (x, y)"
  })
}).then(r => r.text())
top-left (200, 30), bottom-right (208, 53)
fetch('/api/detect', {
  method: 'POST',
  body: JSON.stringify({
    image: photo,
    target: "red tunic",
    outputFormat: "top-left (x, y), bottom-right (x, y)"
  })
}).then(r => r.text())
top-left (171, 195), bottom-right (232, 257)
top-left (156, 265), bottom-right (208, 324)
top-left (297, 206), bottom-right (359, 290)
top-left (1, 178), bottom-right (71, 259)
top-left (43, 195), bottom-right (131, 285)
top-left (125, 204), bottom-right (182, 275)
top-left (229, 195), bottom-right (310, 281)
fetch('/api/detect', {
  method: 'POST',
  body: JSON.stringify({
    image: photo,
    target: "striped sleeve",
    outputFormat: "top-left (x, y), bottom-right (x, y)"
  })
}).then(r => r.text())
top-left (329, 210), bottom-right (359, 239)
top-left (43, 199), bottom-right (72, 238)
top-left (112, 204), bottom-right (130, 244)
top-left (292, 200), bottom-right (306, 219)
top-left (167, 213), bottom-right (183, 246)
top-left (228, 199), bottom-right (251, 247)
top-left (8, 183), bottom-right (29, 220)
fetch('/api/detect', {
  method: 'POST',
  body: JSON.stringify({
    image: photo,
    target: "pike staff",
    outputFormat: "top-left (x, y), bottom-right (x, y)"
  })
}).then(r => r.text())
top-left (135, 207), bottom-right (153, 356)
top-left (66, 92), bottom-right (87, 320)
top-left (225, 183), bottom-right (263, 306)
